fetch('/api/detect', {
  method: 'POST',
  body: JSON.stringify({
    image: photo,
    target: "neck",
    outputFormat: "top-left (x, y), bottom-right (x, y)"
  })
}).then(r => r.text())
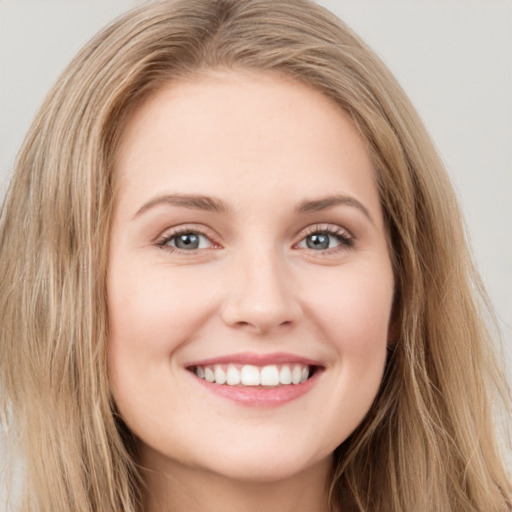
top-left (142, 453), bottom-right (334, 512)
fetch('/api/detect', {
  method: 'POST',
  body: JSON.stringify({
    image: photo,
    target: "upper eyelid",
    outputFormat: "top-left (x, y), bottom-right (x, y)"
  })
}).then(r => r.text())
top-left (156, 224), bottom-right (218, 242)
top-left (296, 223), bottom-right (353, 239)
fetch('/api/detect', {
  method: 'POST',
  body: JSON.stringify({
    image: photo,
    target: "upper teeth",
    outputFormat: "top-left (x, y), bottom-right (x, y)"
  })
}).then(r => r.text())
top-left (194, 364), bottom-right (310, 387)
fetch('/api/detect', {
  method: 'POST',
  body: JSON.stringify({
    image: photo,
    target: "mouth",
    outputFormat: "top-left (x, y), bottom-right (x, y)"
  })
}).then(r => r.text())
top-left (185, 353), bottom-right (324, 406)
top-left (188, 362), bottom-right (320, 388)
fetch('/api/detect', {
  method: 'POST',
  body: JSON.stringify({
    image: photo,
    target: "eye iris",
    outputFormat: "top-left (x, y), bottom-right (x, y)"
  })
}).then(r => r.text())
top-left (306, 232), bottom-right (330, 250)
top-left (175, 233), bottom-right (200, 250)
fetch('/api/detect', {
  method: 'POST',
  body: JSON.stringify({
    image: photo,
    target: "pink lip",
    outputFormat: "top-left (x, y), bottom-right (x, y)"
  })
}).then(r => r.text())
top-left (185, 351), bottom-right (323, 368)
top-left (191, 370), bottom-right (321, 407)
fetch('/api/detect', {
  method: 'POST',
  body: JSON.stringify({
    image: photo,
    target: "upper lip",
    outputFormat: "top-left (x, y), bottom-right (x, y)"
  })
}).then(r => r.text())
top-left (185, 351), bottom-right (324, 368)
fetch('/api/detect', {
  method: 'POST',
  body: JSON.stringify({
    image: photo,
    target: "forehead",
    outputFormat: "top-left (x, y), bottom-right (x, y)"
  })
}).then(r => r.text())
top-left (114, 70), bottom-right (382, 223)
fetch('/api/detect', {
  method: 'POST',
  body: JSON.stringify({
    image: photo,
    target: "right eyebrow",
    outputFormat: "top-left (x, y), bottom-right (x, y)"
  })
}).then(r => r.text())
top-left (295, 194), bottom-right (374, 225)
top-left (133, 193), bottom-right (230, 219)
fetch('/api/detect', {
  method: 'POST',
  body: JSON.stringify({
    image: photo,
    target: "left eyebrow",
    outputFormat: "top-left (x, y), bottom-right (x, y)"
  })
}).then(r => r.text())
top-left (133, 193), bottom-right (230, 219)
top-left (295, 195), bottom-right (374, 225)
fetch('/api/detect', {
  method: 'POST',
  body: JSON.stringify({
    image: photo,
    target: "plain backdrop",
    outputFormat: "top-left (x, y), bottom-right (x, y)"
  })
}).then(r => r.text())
top-left (0, 1), bottom-right (510, 359)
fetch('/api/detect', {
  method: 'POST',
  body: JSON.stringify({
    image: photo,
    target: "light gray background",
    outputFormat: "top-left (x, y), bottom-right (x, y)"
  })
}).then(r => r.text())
top-left (1, 1), bottom-right (511, 356)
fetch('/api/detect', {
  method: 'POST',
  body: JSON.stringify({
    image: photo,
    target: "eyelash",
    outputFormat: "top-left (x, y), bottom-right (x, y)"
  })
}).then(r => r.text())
top-left (297, 224), bottom-right (354, 253)
top-left (156, 225), bottom-right (218, 253)
top-left (155, 224), bottom-right (354, 254)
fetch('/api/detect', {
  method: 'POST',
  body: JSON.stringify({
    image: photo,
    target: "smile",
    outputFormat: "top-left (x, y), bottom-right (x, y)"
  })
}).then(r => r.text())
top-left (185, 353), bottom-right (323, 406)
top-left (192, 363), bottom-right (312, 387)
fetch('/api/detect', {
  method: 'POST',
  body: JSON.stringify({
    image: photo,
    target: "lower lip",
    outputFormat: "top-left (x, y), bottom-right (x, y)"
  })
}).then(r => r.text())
top-left (191, 371), bottom-right (321, 407)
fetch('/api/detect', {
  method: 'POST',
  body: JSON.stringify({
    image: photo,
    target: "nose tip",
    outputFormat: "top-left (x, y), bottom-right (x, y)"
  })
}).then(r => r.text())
top-left (222, 303), bottom-right (298, 335)
top-left (220, 257), bottom-right (302, 335)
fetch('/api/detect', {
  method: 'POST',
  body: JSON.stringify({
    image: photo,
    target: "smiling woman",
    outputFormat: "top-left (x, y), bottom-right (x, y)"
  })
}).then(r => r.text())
top-left (0, 1), bottom-right (510, 512)
top-left (107, 73), bottom-right (394, 506)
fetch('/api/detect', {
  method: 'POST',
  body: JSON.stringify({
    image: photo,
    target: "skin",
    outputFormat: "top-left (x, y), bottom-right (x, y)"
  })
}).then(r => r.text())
top-left (108, 70), bottom-right (394, 512)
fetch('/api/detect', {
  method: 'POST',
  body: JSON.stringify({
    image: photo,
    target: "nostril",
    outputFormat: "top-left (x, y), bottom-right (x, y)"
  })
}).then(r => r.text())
top-left (220, 273), bottom-right (303, 333)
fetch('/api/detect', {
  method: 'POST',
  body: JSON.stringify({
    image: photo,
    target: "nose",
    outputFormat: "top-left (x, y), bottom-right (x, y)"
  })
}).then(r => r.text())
top-left (220, 247), bottom-right (302, 335)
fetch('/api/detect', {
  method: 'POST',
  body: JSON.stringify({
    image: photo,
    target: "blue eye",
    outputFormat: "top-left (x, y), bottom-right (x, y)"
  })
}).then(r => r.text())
top-left (297, 230), bottom-right (352, 251)
top-left (157, 227), bottom-right (351, 253)
top-left (160, 231), bottom-right (212, 251)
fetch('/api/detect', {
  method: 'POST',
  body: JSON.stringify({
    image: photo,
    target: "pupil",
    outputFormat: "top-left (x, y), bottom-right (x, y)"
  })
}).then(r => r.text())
top-left (176, 233), bottom-right (199, 250)
top-left (307, 233), bottom-right (329, 250)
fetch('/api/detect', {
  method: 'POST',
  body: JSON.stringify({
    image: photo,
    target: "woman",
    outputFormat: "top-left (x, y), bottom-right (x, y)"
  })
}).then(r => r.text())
top-left (0, 1), bottom-right (510, 511)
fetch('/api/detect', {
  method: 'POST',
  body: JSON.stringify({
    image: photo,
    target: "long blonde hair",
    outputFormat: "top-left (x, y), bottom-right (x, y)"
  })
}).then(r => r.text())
top-left (1, 1), bottom-right (510, 510)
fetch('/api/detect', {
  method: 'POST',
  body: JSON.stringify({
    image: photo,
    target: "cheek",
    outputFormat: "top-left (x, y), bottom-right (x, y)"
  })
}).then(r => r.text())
top-left (106, 264), bottom-right (213, 412)
top-left (108, 264), bottom-right (216, 356)
top-left (106, 263), bottom-right (224, 436)
top-left (288, 261), bottom-right (393, 448)
top-left (303, 262), bottom-right (394, 357)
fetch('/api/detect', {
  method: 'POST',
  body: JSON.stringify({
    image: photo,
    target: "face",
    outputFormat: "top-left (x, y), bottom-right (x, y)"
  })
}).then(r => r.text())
top-left (108, 70), bottom-right (394, 484)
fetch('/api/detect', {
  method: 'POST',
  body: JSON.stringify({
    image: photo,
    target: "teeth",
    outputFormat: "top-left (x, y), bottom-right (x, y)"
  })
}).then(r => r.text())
top-left (291, 365), bottom-right (302, 385)
top-left (193, 363), bottom-right (313, 387)
top-left (204, 367), bottom-right (215, 383)
top-left (241, 365), bottom-right (260, 386)
top-left (260, 365), bottom-right (280, 386)
top-left (226, 365), bottom-right (241, 385)
top-left (214, 365), bottom-right (226, 385)
top-left (279, 365), bottom-right (292, 385)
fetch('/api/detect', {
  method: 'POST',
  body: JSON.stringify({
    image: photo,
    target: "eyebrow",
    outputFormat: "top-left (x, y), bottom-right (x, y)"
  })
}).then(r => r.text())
top-left (296, 195), bottom-right (374, 224)
top-left (133, 193), bottom-right (373, 223)
top-left (133, 193), bottom-right (230, 218)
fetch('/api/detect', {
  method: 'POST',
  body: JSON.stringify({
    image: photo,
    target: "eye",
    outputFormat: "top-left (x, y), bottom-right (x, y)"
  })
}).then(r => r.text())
top-left (296, 228), bottom-right (353, 252)
top-left (157, 230), bottom-right (213, 251)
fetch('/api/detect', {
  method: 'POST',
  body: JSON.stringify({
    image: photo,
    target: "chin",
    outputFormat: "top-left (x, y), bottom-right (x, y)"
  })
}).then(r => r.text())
top-left (195, 442), bottom-right (333, 484)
